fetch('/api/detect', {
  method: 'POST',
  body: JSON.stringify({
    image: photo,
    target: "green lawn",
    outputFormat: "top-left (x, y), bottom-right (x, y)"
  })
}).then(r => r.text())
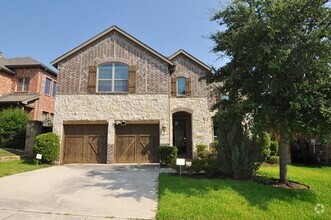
top-left (0, 148), bottom-right (17, 157)
top-left (0, 159), bottom-right (50, 178)
top-left (157, 164), bottom-right (331, 220)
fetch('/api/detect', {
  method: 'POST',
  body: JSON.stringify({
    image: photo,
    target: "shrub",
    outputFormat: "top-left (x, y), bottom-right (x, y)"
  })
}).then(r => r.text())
top-left (209, 141), bottom-right (218, 154)
top-left (257, 132), bottom-right (271, 161)
top-left (205, 154), bottom-right (219, 176)
top-left (159, 146), bottom-right (178, 166)
top-left (266, 156), bottom-right (279, 165)
top-left (216, 111), bottom-right (263, 179)
top-left (0, 108), bottom-right (29, 149)
top-left (33, 132), bottom-right (60, 164)
top-left (196, 144), bottom-right (208, 160)
top-left (191, 159), bottom-right (205, 173)
top-left (270, 141), bottom-right (279, 156)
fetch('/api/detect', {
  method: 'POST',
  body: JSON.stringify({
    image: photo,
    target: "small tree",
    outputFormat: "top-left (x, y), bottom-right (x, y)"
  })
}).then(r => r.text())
top-left (216, 109), bottom-right (263, 179)
top-left (0, 108), bottom-right (29, 149)
top-left (33, 132), bottom-right (60, 164)
top-left (257, 132), bottom-right (271, 161)
top-left (207, 0), bottom-right (331, 183)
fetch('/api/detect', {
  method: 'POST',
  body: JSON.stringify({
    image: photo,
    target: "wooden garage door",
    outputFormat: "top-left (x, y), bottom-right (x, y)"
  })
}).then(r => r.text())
top-left (115, 124), bottom-right (159, 163)
top-left (63, 124), bottom-right (107, 164)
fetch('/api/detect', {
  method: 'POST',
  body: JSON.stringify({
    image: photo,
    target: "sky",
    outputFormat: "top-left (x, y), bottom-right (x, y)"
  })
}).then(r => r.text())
top-left (0, 0), bottom-right (229, 72)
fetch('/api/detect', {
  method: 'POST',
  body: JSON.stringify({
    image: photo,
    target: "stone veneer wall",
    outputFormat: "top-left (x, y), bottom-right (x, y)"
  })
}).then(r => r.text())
top-left (54, 94), bottom-right (213, 163)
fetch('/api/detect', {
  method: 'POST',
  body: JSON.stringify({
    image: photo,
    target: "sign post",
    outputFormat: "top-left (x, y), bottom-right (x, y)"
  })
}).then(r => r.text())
top-left (36, 154), bottom-right (42, 165)
top-left (176, 158), bottom-right (185, 175)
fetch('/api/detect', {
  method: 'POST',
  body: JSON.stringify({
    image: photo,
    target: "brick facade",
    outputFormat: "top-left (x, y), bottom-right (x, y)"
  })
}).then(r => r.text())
top-left (0, 66), bottom-right (56, 121)
top-left (57, 32), bottom-right (169, 95)
top-left (0, 71), bottom-right (14, 95)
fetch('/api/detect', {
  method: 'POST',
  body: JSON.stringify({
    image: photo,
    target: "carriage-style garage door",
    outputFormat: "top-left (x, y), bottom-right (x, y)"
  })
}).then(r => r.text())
top-left (115, 124), bottom-right (159, 163)
top-left (63, 124), bottom-right (107, 164)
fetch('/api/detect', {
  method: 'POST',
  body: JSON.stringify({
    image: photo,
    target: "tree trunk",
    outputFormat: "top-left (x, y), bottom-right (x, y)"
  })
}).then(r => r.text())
top-left (279, 129), bottom-right (289, 183)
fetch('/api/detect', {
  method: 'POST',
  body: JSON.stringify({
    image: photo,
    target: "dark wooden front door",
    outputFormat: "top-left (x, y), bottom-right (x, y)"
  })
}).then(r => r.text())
top-left (63, 124), bottom-right (107, 163)
top-left (173, 112), bottom-right (192, 158)
top-left (115, 124), bottom-right (159, 163)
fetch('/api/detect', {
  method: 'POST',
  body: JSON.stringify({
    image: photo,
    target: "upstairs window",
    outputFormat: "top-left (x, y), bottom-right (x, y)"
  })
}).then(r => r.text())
top-left (97, 63), bottom-right (129, 92)
top-left (45, 78), bottom-right (51, 95)
top-left (177, 77), bottom-right (186, 96)
top-left (16, 78), bottom-right (30, 92)
top-left (52, 82), bottom-right (57, 97)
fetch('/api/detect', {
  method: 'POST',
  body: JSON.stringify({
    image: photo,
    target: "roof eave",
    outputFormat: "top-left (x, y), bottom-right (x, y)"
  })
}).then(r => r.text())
top-left (169, 49), bottom-right (212, 72)
top-left (6, 64), bottom-right (57, 76)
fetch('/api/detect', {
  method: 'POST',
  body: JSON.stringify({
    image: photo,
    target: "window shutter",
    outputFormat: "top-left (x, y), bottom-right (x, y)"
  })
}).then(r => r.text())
top-left (128, 65), bottom-right (137, 93)
top-left (171, 77), bottom-right (176, 96)
top-left (186, 77), bottom-right (191, 96)
top-left (87, 66), bottom-right (97, 93)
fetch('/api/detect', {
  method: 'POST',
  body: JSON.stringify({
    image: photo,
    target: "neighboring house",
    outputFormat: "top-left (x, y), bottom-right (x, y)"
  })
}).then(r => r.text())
top-left (0, 55), bottom-right (57, 126)
top-left (51, 25), bottom-right (214, 164)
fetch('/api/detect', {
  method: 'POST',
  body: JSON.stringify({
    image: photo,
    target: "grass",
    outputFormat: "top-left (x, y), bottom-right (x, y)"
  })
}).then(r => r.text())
top-left (157, 164), bottom-right (331, 220)
top-left (0, 148), bottom-right (17, 157)
top-left (0, 159), bottom-right (50, 178)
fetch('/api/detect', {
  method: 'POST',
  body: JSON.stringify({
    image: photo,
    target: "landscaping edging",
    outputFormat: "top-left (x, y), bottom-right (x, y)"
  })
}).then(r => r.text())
top-left (0, 155), bottom-right (21, 162)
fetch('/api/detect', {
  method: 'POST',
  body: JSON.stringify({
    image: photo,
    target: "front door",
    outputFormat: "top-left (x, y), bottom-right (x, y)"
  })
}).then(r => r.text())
top-left (173, 112), bottom-right (192, 158)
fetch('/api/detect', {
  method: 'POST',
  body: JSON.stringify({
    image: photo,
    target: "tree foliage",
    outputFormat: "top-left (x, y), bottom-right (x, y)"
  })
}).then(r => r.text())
top-left (206, 0), bottom-right (331, 182)
top-left (0, 108), bottom-right (29, 149)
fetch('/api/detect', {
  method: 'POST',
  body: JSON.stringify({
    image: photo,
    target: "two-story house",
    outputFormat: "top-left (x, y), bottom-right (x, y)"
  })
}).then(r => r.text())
top-left (51, 26), bottom-right (214, 164)
top-left (0, 55), bottom-right (57, 125)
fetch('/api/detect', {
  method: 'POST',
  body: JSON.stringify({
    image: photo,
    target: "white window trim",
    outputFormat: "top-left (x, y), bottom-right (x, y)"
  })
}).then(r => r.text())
top-left (16, 78), bottom-right (29, 92)
top-left (96, 63), bottom-right (128, 93)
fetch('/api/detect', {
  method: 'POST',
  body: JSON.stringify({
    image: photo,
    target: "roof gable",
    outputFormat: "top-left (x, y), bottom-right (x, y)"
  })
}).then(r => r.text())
top-left (169, 49), bottom-right (211, 71)
top-left (51, 25), bottom-right (174, 68)
top-left (0, 57), bottom-right (57, 76)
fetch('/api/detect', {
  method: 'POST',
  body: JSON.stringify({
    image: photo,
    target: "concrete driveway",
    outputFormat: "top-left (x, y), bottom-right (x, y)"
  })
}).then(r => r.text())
top-left (0, 164), bottom-right (159, 220)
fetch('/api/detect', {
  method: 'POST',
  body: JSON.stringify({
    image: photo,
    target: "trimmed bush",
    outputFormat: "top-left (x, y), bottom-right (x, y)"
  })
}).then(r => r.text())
top-left (33, 132), bottom-right (60, 164)
top-left (205, 154), bottom-right (219, 175)
top-left (191, 159), bottom-right (205, 173)
top-left (196, 144), bottom-right (208, 160)
top-left (266, 156), bottom-right (279, 165)
top-left (209, 141), bottom-right (218, 154)
top-left (0, 108), bottom-right (29, 149)
top-left (159, 146), bottom-right (178, 166)
top-left (270, 141), bottom-right (279, 156)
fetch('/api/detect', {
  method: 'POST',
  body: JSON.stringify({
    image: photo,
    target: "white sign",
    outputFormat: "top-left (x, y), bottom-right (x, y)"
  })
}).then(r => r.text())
top-left (36, 154), bottom-right (42, 160)
top-left (186, 161), bottom-right (192, 167)
top-left (176, 158), bottom-right (185, 166)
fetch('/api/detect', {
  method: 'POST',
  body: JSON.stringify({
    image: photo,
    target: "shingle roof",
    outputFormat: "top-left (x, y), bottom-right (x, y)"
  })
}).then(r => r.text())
top-left (0, 57), bottom-right (57, 76)
top-left (0, 93), bottom-right (40, 104)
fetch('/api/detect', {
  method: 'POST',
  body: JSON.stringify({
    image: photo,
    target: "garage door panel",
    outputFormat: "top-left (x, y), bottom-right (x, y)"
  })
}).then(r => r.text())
top-left (115, 124), bottom-right (159, 163)
top-left (116, 136), bottom-right (136, 163)
top-left (63, 125), bottom-right (107, 164)
top-left (137, 136), bottom-right (158, 163)
top-left (84, 135), bottom-right (107, 163)
top-left (64, 136), bottom-right (84, 163)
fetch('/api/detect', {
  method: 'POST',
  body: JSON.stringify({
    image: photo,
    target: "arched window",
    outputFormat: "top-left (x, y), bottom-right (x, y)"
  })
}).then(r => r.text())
top-left (177, 77), bottom-right (186, 96)
top-left (97, 63), bottom-right (129, 92)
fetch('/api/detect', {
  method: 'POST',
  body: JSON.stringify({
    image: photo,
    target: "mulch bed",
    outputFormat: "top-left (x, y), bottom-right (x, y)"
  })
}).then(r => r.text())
top-left (168, 171), bottom-right (310, 190)
top-left (253, 176), bottom-right (310, 190)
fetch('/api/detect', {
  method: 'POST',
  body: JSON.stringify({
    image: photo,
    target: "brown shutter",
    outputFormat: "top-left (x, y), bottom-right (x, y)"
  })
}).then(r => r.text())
top-left (87, 66), bottom-right (97, 93)
top-left (171, 77), bottom-right (176, 96)
top-left (186, 77), bottom-right (191, 96)
top-left (128, 65), bottom-right (137, 93)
